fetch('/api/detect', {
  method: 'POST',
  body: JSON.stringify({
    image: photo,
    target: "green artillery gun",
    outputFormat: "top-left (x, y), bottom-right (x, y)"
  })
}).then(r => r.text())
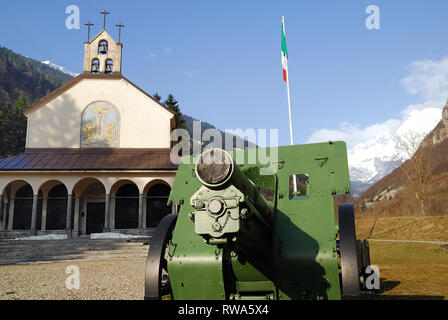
top-left (145, 142), bottom-right (373, 300)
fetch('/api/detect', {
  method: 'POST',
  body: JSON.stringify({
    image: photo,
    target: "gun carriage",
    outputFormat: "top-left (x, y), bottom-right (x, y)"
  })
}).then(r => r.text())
top-left (145, 142), bottom-right (372, 300)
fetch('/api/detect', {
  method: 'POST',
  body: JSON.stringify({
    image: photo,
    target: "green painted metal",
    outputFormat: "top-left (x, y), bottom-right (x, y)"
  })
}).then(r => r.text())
top-left (167, 141), bottom-right (351, 300)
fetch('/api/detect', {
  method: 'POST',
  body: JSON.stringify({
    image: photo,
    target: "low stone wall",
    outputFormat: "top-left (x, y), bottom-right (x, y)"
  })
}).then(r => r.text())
top-left (0, 230), bottom-right (34, 240)
top-left (0, 228), bottom-right (155, 240)
top-left (111, 228), bottom-right (154, 236)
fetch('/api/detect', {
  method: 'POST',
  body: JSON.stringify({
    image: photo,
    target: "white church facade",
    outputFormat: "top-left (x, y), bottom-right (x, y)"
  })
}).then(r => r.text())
top-left (0, 28), bottom-right (178, 238)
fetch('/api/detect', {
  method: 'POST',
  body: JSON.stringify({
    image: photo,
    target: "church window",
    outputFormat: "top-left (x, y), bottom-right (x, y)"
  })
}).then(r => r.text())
top-left (81, 101), bottom-right (119, 147)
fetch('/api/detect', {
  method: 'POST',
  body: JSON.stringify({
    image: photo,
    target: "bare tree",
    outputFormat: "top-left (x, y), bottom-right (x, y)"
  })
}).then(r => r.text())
top-left (394, 130), bottom-right (432, 216)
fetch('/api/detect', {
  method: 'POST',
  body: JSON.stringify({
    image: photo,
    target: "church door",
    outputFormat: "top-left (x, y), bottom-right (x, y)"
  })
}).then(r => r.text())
top-left (86, 203), bottom-right (105, 235)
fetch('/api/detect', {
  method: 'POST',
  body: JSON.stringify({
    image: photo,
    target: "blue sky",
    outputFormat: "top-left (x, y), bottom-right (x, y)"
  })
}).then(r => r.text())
top-left (1, 0), bottom-right (448, 148)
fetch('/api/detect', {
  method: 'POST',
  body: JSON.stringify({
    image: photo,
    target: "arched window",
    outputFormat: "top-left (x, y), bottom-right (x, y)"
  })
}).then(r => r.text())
top-left (81, 101), bottom-right (119, 147)
top-left (98, 40), bottom-right (108, 55)
top-left (91, 58), bottom-right (99, 74)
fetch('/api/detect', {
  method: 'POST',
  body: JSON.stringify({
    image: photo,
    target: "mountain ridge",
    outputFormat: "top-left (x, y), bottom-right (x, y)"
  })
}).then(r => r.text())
top-left (356, 101), bottom-right (448, 216)
top-left (0, 46), bottom-right (73, 105)
top-left (348, 107), bottom-right (442, 197)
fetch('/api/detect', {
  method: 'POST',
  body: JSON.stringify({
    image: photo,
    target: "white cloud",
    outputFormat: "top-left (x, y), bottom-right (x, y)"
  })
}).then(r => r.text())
top-left (307, 55), bottom-right (448, 149)
top-left (165, 48), bottom-right (173, 54)
top-left (144, 53), bottom-right (158, 61)
top-left (401, 57), bottom-right (448, 103)
top-left (307, 119), bottom-right (401, 149)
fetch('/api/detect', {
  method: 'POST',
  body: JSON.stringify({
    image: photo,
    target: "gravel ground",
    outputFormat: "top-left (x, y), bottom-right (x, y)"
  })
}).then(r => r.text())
top-left (0, 257), bottom-right (146, 300)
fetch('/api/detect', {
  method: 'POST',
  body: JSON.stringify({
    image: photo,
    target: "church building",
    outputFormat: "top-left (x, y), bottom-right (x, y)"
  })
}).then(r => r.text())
top-left (0, 20), bottom-right (178, 238)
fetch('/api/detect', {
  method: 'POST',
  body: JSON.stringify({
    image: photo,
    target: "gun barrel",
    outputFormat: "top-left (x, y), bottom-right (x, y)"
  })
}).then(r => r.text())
top-left (195, 148), bottom-right (274, 224)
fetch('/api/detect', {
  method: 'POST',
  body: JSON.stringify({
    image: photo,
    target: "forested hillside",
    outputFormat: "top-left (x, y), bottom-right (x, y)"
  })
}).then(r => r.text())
top-left (0, 46), bottom-right (74, 157)
top-left (0, 46), bottom-right (72, 105)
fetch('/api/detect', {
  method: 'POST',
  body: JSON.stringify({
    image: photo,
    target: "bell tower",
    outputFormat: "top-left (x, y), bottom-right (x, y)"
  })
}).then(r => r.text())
top-left (82, 11), bottom-right (124, 75)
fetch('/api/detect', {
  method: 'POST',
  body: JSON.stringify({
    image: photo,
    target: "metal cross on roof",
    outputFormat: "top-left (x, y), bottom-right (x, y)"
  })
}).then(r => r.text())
top-left (116, 23), bottom-right (125, 43)
top-left (85, 21), bottom-right (94, 42)
top-left (100, 9), bottom-right (110, 30)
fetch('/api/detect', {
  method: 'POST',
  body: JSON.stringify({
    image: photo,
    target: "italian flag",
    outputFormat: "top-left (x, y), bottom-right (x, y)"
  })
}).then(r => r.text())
top-left (281, 17), bottom-right (288, 82)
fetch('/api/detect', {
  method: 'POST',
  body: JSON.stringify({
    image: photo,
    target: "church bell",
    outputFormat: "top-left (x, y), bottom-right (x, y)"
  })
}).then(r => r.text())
top-left (100, 44), bottom-right (107, 54)
top-left (105, 64), bottom-right (112, 74)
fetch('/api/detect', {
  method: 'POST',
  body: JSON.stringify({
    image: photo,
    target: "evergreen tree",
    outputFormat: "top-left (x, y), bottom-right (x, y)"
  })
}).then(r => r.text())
top-left (163, 94), bottom-right (187, 130)
top-left (0, 97), bottom-right (27, 157)
top-left (153, 93), bottom-right (162, 102)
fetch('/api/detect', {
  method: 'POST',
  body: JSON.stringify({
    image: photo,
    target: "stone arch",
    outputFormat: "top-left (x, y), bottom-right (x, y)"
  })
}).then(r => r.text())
top-left (113, 180), bottom-right (139, 229)
top-left (12, 184), bottom-right (34, 230)
top-left (38, 180), bottom-right (67, 197)
top-left (144, 180), bottom-right (172, 228)
top-left (142, 179), bottom-right (171, 196)
top-left (73, 177), bottom-right (107, 196)
top-left (1, 180), bottom-right (35, 231)
top-left (36, 180), bottom-right (70, 232)
top-left (2, 179), bottom-right (34, 197)
top-left (110, 179), bottom-right (139, 196)
top-left (45, 184), bottom-right (69, 231)
top-left (73, 177), bottom-right (107, 235)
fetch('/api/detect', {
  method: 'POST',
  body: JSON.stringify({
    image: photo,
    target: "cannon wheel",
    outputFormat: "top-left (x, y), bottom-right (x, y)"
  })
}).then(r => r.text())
top-left (338, 203), bottom-right (361, 298)
top-left (144, 213), bottom-right (178, 300)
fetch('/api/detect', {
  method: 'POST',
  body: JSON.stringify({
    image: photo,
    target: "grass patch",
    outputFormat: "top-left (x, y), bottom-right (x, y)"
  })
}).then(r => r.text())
top-left (370, 242), bottom-right (448, 299)
top-left (356, 216), bottom-right (448, 242)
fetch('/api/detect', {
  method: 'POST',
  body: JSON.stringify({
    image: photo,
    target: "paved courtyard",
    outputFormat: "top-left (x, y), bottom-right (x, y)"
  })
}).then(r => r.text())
top-left (0, 239), bottom-right (149, 300)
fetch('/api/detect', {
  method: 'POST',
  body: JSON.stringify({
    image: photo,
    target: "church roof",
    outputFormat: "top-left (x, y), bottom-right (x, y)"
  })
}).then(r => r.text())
top-left (89, 29), bottom-right (115, 45)
top-left (23, 73), bottom-right (176, 118)
top-left (0, 148), bottom-right (178, 171)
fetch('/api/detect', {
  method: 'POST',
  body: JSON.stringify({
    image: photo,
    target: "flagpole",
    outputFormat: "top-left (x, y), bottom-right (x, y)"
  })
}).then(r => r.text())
top-left (282, 16), bottom-right (298, 194)
top-left (286, 66), bottom-right (294, 146)
top-left (282, 16), bottom-right (294, 146)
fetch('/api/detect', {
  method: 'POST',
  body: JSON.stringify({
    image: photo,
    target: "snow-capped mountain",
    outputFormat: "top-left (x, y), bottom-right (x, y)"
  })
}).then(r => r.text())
top-left (348, 107), bottom-right (442, 197)
top-left (41, 60), bottom-right (79, 78)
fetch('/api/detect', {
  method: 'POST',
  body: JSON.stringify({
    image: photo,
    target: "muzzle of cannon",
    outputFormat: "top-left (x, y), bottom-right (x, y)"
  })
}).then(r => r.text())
top-left (191, 148), bottom-right (274, 241)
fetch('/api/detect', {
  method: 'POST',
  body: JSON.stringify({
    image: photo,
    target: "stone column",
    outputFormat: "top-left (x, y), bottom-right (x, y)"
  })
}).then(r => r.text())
top-left (104, 194), bottom-right (111, 232)
top-left (0, 194), bottom-right (3, 231)
top-left (142, 194), bottom-right (147, 229)
top-left (73, 197), bottom-right (80, 237)
top-left (81, 198), bottom-right (87, 235)
top-left (7, 197), bottom-right (15, 231)
top-left (2, 197), bottom-right (8, 231)
top-left (2, 199), bottom-right (7, 230)
top-left (30, 194), bottom-right (38, 234)
top-left (65, 193), bottom-right (73, 236)
top-left (110, 195), bottom-right (116, 230)
top-left (41, 195), bottom-right (48, 231)
top-left (138, 194), bottom-right (143, 229)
